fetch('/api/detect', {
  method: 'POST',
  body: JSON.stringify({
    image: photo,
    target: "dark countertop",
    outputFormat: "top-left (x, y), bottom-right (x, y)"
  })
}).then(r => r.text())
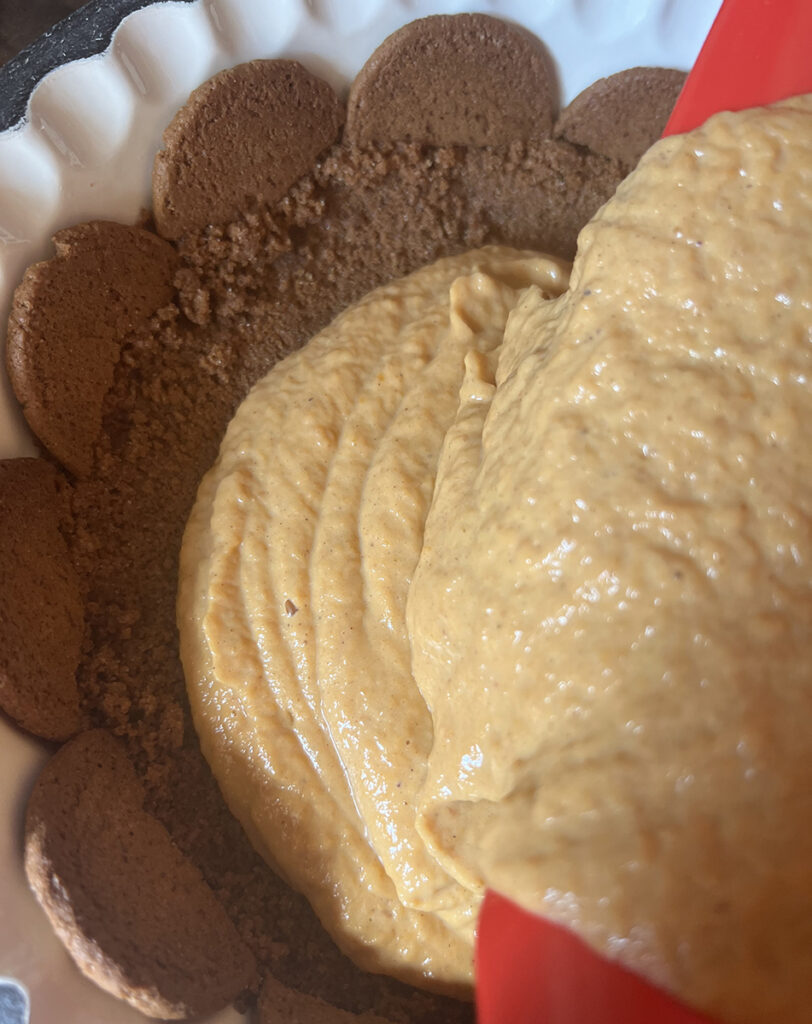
top-left (0, 0), bottom-right (86, 66)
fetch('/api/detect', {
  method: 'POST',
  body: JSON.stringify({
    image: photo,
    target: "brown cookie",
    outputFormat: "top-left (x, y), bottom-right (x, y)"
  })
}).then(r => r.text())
top-left (0, 457), bottom-right (82, 741)
top-left (6, 221), bottom-right (178, 478)
top-left (345, 14), bottom-right (557, 148)
top-left (259, 975), bottom-right (395, 1024)
top-left (554, 67), bottom-right (687, 171)
top-left (24, 729), bottom-right (257, 1019)
top-left (152, 60), bottom-right (345, 239)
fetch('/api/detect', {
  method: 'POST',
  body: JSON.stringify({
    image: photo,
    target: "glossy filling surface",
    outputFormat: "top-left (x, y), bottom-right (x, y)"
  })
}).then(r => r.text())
top-left (180, 97), bottom-right (812, 1021)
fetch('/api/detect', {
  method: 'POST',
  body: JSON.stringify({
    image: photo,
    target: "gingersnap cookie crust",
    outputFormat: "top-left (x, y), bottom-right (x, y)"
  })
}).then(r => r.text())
top-left (0, 14), bottom-right (688, 1023)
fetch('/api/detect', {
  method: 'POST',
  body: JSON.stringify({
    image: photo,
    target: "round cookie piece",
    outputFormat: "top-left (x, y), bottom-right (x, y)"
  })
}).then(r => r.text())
top-left (554, 67), bottom-right (687, 171)
top-left (259, 974), bottom-right (395, 1024)
top-left (152, 60), bottom-right (345, 239)
top-left (24, 729), bottom-right (257, 1019)
top-left (6, 221), bottom-right (178, 478)
top-left (0, 457), bottom-right (82, 741)
top-left (345, 14), bottom-right (557, 148)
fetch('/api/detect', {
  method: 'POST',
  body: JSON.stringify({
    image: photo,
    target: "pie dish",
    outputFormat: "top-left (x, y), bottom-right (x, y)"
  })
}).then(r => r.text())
top-left (0, 2), bottom-right (721, 1022)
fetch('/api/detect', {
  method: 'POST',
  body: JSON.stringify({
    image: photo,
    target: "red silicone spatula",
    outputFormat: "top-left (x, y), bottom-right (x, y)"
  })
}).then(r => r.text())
top-left (664, 0), bottom-right (812, 135)
top-left (477, 891), bottom-right (718, 1024)
top-left (476, 1), bottom-right (812, 1021)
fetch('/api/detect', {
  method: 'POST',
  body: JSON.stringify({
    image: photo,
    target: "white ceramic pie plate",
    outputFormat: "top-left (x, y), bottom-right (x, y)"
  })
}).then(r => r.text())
top-left (0, 2), bottom-right (721, 1022)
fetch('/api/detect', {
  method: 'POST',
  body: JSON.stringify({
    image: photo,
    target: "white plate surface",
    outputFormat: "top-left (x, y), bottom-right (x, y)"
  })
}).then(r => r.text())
top-left (0, 1), bottom-right (721, 1022)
